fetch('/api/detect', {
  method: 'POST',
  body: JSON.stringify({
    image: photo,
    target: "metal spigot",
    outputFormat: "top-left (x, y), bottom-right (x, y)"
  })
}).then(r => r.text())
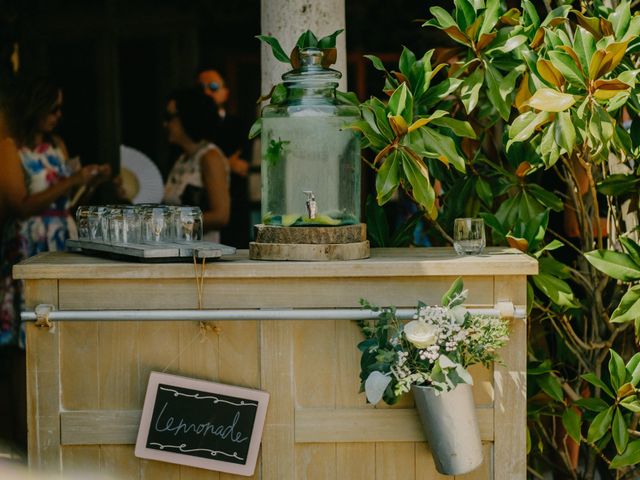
top-left (303, 191), bottom-right (317, 219)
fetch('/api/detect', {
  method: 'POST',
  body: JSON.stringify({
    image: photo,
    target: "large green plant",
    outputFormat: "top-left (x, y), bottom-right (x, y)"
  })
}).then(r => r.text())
top-left (355, 1), bottom-right (640, 477)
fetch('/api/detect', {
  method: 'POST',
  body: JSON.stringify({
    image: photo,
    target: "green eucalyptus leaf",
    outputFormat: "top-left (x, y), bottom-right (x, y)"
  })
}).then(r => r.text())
top-left (587, 406), bottom-right (614, 444)
top-left (317, 29), bottom-right (344, 49)
top-left (562, 408), bottom-right (582, 444)
top-left (584, 250), bottom-right (640, 281)
top-left (441, 277), bottom-right (464, 307)
top-left (376, 149), bottom-right (401, 205)
top-left (256, 35), bottom-right (291, 63)
top-left (612, 407), bottom-right (629, 454)
top-left (610, 439), bottom-right (640, 469)
top-left (610, 285), bottom-right (640, 324)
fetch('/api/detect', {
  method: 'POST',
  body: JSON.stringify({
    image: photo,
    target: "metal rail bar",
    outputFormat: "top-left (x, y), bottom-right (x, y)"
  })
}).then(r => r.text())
top-left (22, 305), bottom-right (526, 323)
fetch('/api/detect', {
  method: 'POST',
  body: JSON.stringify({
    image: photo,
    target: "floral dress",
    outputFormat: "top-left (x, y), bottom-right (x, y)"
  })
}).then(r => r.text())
top-left (0, 142), bottom-right (76, 347)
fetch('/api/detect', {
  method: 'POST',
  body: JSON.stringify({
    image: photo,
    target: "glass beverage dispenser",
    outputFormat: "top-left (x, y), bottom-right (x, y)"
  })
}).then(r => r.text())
top-left (260, 48), bottom-right (361, 227)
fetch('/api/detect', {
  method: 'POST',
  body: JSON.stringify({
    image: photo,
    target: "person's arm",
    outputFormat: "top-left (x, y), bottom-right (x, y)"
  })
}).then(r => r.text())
top-left (1, 139), bottom-right (107, 219)
top-left (200, 149), bottom-right (230, 231)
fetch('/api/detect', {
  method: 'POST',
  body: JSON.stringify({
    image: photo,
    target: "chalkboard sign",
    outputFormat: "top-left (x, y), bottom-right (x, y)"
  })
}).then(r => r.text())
top-left (135, 372), bottom-right (269, 476)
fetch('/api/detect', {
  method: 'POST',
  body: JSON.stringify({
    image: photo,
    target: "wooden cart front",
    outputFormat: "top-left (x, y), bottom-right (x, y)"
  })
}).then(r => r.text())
top-left (15, 248), bottom-right (537, 480)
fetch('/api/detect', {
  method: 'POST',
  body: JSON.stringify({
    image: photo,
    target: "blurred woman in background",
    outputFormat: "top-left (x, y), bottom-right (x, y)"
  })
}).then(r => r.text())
top-left (0, 77), bottom-right (110, 347)
top-left (163, 87), bottom-right (230, 242)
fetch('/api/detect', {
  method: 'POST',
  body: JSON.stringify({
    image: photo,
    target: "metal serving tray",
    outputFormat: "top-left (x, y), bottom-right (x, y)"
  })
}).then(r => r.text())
top-left (66, 239), bottom-right (236, 262)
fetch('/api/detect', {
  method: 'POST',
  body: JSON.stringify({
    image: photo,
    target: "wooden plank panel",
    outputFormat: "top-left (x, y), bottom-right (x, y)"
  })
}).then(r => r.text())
top-left (295, 444), bottom-right (337, 480)
top-left (61, 410), bottom-right (140, 445)
top-left (493, 276), bottom-right (527, 480)
top-left (261, 320), bottom-right (295, 480)
top-left (98, 321), bottom-right (140, 478)
top-left (376, 443), bottom-right (415, 480)
top-left (295, 408), bottom-right (493, 443)
top-left (336, 320), bottom-right (376, 479)
top-left (415, 443), bottom-right (448, 480)
top-left (337, 443), bottom-right (375, 480)
top-left (468, 364), bottom-right (494, 406)
top-left (178, 320), bottom-right (220, 480)
top-left (24, 279), bottom-right (60, 471)
top-left (61, 446), bottom-right (101, 476)
top-left (219, 319), bottom-right (260, 480)
top-left (59, 276), bottom-right (494, 310)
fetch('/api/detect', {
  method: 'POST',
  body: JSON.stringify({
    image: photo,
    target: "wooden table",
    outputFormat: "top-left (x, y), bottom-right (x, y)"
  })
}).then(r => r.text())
top-left (15, 248), bottom-right (537, 479)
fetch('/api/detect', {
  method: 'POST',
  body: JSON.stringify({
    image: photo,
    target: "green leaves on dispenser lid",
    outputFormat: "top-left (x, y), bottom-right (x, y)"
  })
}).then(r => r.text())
top-left (257, 29), bottom-right (344, 69)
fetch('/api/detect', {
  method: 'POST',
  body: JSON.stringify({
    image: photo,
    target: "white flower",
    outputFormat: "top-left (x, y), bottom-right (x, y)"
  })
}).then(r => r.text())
top-left (404, 320), bottom-right (438, 348)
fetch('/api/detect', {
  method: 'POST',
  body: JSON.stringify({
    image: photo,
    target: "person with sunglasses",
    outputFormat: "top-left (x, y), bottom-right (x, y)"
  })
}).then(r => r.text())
top-left (162, 86), bottom-right (230, 242)
top-left (197, 69), bottom-right (251, 248)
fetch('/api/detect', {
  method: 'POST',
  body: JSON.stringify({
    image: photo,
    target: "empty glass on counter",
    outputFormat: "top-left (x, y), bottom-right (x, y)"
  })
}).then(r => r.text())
top-left (75, 204), bottom-right (204, 244)
top-left (453, 218), bottom-right (486, 256)
top-left (107, 206), bottom-right (140, 244)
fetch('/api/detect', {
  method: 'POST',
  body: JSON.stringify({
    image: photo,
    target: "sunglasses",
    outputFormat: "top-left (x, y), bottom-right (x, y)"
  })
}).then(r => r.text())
top-left (207, 81), bottom-right (222, 92)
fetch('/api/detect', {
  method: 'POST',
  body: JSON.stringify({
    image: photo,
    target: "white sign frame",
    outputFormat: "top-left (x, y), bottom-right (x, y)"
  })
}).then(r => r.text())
top-left (135, 371), bottom-right (269, 476)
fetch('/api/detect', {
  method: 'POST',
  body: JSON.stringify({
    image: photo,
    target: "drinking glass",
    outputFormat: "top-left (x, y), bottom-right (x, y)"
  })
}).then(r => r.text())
top-left (107, 206), bottom-right (140, 244)
top-left (453, 218), bottom-right (485, 256)
top-left (172, 206), bottom-right (203, 242)
top-left (75, 206), bottom-right (91, 240)
top-left (142, 206), bottom-right (171, 242)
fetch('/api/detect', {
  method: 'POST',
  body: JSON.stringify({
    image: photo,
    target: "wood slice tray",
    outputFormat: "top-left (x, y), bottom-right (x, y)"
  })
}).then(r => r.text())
top-left (67, 239), bottom-right (236, 262)
top-left (249, 241), bottom-right (370, 261)
top-left (254, 223), bottom-right (367, 244)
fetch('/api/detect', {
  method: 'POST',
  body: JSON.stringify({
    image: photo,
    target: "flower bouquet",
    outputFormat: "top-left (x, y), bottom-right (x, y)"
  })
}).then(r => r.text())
top-left (357, 277), bottom-right (510, 475)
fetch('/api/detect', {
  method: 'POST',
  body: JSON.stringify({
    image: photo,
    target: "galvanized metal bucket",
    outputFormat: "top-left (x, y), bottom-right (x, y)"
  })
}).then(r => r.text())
top-left (412, 383), bottom-right (483, 476)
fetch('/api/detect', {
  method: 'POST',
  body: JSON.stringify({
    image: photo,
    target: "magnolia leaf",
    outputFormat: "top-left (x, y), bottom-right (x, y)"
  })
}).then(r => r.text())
top-left (610, 285), bottom-right (640, 324)
top-left (562, 409), bottom-right (582, 444)
top-left (388, 83), bottom-right (413, 124)
top-left (388, 114), bottom-right (409, 137)
top-left (376, 149), bottom-right (401, 205)
top-left (402, 150), bottom-right (436, 211)
top-left (537, 58), bottom-right (564, 88)
top-left (460, 67), bottom-right (484, 114)
top-left (554, 111), bottom-right (576, 153)
top-left (256, 35), bottom-right (291, 63)
top-left (429, 6), bottom-right (458, 28)
top-left (480, 0), bottom-right (499, 36)
top-left (485, 63), bottom-right (511, 120)
top-left (526, 88), bottom-right (575, 112)
top-left (574, 27), bottom-right (596, 76)
top-left (532, 273), bottom-right (579, 308)
top-left (582, 372), bottom-right (615, 399)
top-left (574, 397), bottom-right (609, 412)
top-left (593, 79), bottom-right (632, 101)
top-left (573, 10), bottom-right (603, 39)
top-left (548, 50), bottom-right (586, 87)
top-left (620, 237), bottom-right (640, 267)
top-left (589, 49), bottom-right (607, 80)
top-left (399, 46), bottom-right (416, 79)
top-left (486, 35), bottom-right (528, 55)
top-left (514, 73), bottom-right (532, 113)
top-left (365, 371), bottom-right (392, 405)
top-left (455, 0), bottom-right (476, 32)
top-left (443, 25), bottom-right (473, 46)
top-left (584, 250), bottom-right (640, 281)
top-left (420, 127), bottom-right (466, 173)
top-left (610, 1), bottom-right (631, 39)
top-left (507, 234), bottom-right (529, 252)
top-left (477, 32), bottom-right (498, 51)
top-left (248, 118), bottom-right (262, 139)
top-left (365, 54), bottom-right (387, 72)
top-left (537, 374), bottom-right (564, 402)
top-left (509, 110), bottom-right (550, 143)
top-left (613, 407), bottom-right (629, 454)
top-left (609, 350), bottom-right (628, 392)
top-left (610, 439), bottom-right (640, 469)
top-left (429, 117), bottom-right (477, 139)
top-left (317, 29), bottom-right (344, 49)
top-left (296, 30), bottom-right (318, 49)
top-left (587, 406), bottom-right (614, 443)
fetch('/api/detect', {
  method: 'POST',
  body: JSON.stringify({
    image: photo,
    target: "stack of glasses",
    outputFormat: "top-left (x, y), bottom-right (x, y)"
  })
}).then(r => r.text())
top-left (75, 205), bottom-right (204, 244)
